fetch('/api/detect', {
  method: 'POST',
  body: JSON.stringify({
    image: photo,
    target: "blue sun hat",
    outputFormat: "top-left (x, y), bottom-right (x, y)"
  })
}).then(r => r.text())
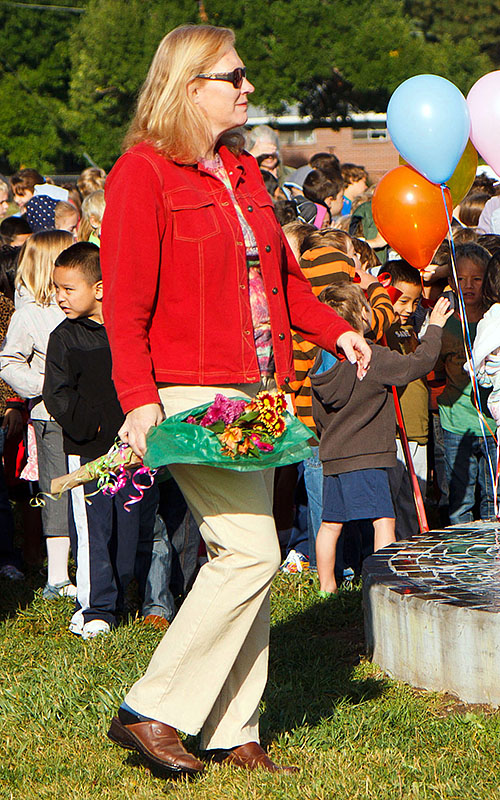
top-left (25, 195), bottom-right (58, 232)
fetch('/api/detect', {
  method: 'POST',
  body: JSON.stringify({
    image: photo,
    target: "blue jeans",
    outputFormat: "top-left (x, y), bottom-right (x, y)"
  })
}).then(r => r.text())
top-left (137, 477), bottom-right (202, 621)
top-left (303, 446), bottom-right (322, 570)
top-left (137, 511), bottom-right (176, 621)
top-left (286, 502), bottom-right (309, 557)
top-left (442, 429), bottom-right (498, 524)
top-left (157, 477), bottom-right (201, 599)
top-left (285, 462), bottom-right (309, 558)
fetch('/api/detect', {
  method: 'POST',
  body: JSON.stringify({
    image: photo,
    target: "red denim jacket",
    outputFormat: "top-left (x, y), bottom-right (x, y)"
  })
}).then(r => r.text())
top-left (101, 142), bottom-right (352, 414)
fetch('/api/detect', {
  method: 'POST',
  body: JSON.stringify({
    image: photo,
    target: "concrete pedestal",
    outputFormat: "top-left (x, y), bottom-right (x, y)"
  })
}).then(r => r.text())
top-left (363, 521), bottom-right (500, 705)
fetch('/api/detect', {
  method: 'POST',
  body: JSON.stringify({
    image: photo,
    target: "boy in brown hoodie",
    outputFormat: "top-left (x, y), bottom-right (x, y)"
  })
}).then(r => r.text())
top-left (310, 283), bottom-right (451, 594)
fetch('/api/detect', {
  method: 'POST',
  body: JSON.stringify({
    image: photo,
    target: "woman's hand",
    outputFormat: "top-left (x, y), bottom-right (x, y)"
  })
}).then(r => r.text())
top-left (118, 403), bottom-right (165, 459)
top-left (336, 331), bottom-right (372, 380)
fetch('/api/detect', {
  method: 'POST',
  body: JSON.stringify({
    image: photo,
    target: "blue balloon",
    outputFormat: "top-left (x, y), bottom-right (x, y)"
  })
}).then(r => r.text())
top-left (387, 75), bottom-right (470, 185)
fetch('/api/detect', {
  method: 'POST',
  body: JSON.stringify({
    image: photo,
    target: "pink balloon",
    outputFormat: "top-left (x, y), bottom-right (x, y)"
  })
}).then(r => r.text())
top-left (467, 72), bottom-right (500, 176)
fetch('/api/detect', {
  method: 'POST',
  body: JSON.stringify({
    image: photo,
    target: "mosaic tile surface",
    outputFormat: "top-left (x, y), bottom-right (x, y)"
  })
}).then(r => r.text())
top-left (368, 521), bottom-right (500, 610)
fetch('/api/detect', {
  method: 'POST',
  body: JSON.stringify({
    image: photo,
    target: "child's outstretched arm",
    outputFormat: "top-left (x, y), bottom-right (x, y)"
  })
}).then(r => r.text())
top-left (371, 301), bottom-right (451, 387)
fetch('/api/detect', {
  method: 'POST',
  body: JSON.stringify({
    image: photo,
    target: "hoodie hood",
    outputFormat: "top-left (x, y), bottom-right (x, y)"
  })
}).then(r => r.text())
top-left (310, 351), bottom-right (358, 410)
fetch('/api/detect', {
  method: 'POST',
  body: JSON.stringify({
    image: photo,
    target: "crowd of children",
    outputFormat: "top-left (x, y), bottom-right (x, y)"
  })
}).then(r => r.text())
top-left (0, 147), bottom-right (500, 632)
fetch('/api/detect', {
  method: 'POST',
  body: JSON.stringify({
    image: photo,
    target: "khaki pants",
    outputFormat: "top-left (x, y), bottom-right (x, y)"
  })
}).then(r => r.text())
top-left (125, 383), bottom-right (280, 750)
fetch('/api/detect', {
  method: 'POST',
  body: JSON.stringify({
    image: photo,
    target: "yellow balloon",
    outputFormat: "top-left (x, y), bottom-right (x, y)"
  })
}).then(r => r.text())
top-left (399, 140), bottom-right (477, 206)
top-left (446, 140), bottom-right (478, 206)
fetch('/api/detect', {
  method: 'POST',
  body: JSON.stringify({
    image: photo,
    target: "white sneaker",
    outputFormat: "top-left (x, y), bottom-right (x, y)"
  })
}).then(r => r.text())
top-left (81, 619), bottom-right (111, 640)
top-left (280, 549), bottom-right (309, 574)
top-left (69, 609), bottom-right (84, 636)
top-left (60, 582), bottom-right (78, 598)
top-left (43, 580), bottom-right (77, 599)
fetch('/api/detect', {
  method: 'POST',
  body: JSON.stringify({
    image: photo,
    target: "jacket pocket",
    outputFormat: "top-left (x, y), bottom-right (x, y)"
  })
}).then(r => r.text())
top-left (251, 187), bottom-right (275, 211)
top-left (169, 188), bottom-right (220, 242)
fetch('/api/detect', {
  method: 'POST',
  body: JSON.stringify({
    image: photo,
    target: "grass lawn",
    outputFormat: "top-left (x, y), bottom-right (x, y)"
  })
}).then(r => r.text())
top-left (0, 570), bottom-right (499, 800)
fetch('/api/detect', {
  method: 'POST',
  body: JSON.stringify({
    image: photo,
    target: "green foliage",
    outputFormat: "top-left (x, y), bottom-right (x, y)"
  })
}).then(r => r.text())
top-left (405, 0), bottom-right (500, 65)
top-left (0, 0), bottom-right (87, 172)
top-left (68, 0), bottom-right (200, 168)
top-left (205, 0), bottom-right (490, 118)
top-left (0, 0), bottom-right (495, 171)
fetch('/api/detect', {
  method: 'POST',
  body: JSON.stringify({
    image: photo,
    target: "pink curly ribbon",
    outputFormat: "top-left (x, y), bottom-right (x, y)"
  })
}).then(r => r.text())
top-left (101, 464), bottom-right (128, 496)
top-left (123, 465), bottom-right (158, 512)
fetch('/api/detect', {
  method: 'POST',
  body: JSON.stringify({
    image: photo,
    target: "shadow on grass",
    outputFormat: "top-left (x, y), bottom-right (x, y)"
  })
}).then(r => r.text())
top-left (0, 571), bottom-right (386, 757)
top-left (122, 750), bottom-right (203, 782)
top-left (0, 569), bottom-right (45, 621)
top-left (261, 584), bottom-right (386, 742)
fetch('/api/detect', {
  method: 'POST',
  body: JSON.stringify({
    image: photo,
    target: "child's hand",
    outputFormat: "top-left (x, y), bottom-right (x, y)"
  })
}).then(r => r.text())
top-left (421, 264), bottom-right (437, 283)
top-left (421, 263), bottom-right (449, 284)
top-left (355, 266), bottom-right (376, 290)
top-left (428, 296), bottom-right (453, 328)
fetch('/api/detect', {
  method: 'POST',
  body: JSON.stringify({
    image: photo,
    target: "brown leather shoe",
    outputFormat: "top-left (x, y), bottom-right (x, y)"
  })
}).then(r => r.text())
top-left (215, 741), bottom-right (299, 773)
top-left (107, 716), bottom-right (204, 775)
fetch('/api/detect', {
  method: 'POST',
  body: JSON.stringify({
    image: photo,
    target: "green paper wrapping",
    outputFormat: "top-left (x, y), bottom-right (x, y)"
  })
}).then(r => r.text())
top-left (144, 399), bottom-right (315, 472)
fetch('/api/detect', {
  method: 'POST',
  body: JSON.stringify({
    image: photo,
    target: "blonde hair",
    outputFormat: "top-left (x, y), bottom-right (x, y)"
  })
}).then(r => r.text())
top-left (55, 201), bottom-right (79, 229)
top-left (282, 221), bottom-right (315, 254)
top-left (301, 228), bottom-right (352, 255)
top-left (77, 167), bottom-right (106, 198)
top-left (124, 24), bottom-right (243, 163)
top-left (16, 230), bottom-right (74, 306)
top-left (77, 190), bottom-right (105, 242)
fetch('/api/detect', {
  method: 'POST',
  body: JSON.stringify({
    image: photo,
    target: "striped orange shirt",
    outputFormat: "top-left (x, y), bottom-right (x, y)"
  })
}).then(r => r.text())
top-left (289, 247), bottom-right (394, 434)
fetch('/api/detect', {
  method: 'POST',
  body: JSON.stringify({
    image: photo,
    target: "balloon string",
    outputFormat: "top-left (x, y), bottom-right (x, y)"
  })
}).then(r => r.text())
top-left (440, 184), bottom-right (499, 517)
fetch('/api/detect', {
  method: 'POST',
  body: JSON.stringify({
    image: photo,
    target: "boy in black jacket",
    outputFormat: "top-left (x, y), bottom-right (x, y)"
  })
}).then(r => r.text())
top-left (43, 243), bottom-right (158, 639)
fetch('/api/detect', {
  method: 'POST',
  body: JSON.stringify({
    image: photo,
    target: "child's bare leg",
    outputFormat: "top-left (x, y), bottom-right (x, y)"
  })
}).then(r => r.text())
top-left (316, 521), bottom-right (343, 593)
top-left (373, 517), bottom-right (396, 551)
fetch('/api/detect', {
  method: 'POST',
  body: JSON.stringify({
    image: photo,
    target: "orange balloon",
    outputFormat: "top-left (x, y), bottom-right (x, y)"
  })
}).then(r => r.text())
top-left (372, 166), bottom-right (452, 270)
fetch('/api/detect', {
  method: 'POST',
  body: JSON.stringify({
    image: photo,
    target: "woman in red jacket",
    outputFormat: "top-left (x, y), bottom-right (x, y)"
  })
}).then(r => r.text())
top-left (102, 24), bottom-right (370, 776)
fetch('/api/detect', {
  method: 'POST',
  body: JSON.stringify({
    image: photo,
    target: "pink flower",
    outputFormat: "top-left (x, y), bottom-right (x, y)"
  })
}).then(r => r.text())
top-left (250, 433), bottom-right (274, 452)
top-left (200, 394), bottom-right (248, 427)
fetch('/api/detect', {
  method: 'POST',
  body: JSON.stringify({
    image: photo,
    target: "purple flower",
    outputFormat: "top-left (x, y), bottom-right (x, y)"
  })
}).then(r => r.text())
top-left (200, 394), bottom-right (248, 427)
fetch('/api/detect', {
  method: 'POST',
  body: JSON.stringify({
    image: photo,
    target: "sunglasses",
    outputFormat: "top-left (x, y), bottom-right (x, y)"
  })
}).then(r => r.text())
top-left (196, 66), bottom-right (247, 89)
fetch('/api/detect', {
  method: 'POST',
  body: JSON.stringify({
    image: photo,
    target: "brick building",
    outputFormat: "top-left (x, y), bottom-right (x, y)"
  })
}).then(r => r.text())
top-left (246, 107), bottom-right (399, 183)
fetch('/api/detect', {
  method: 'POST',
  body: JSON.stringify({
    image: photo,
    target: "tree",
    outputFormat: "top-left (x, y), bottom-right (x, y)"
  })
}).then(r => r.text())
top-left (205, 0), bottom-right (490, 119)
top-left (404, 1), bottom-right (500, 66)
top-left (0, 0), bottom-right (492, 171)
top-left (0, 0), bottom-right (86, 172)
top-left (69, 0), bottom-right (201, 168)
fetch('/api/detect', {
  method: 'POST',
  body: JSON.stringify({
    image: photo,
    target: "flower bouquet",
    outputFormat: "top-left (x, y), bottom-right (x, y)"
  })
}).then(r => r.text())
top-left (46, 390), bottom-right (314, 506)
top-left (144, 389), bottom-right (314, 472)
